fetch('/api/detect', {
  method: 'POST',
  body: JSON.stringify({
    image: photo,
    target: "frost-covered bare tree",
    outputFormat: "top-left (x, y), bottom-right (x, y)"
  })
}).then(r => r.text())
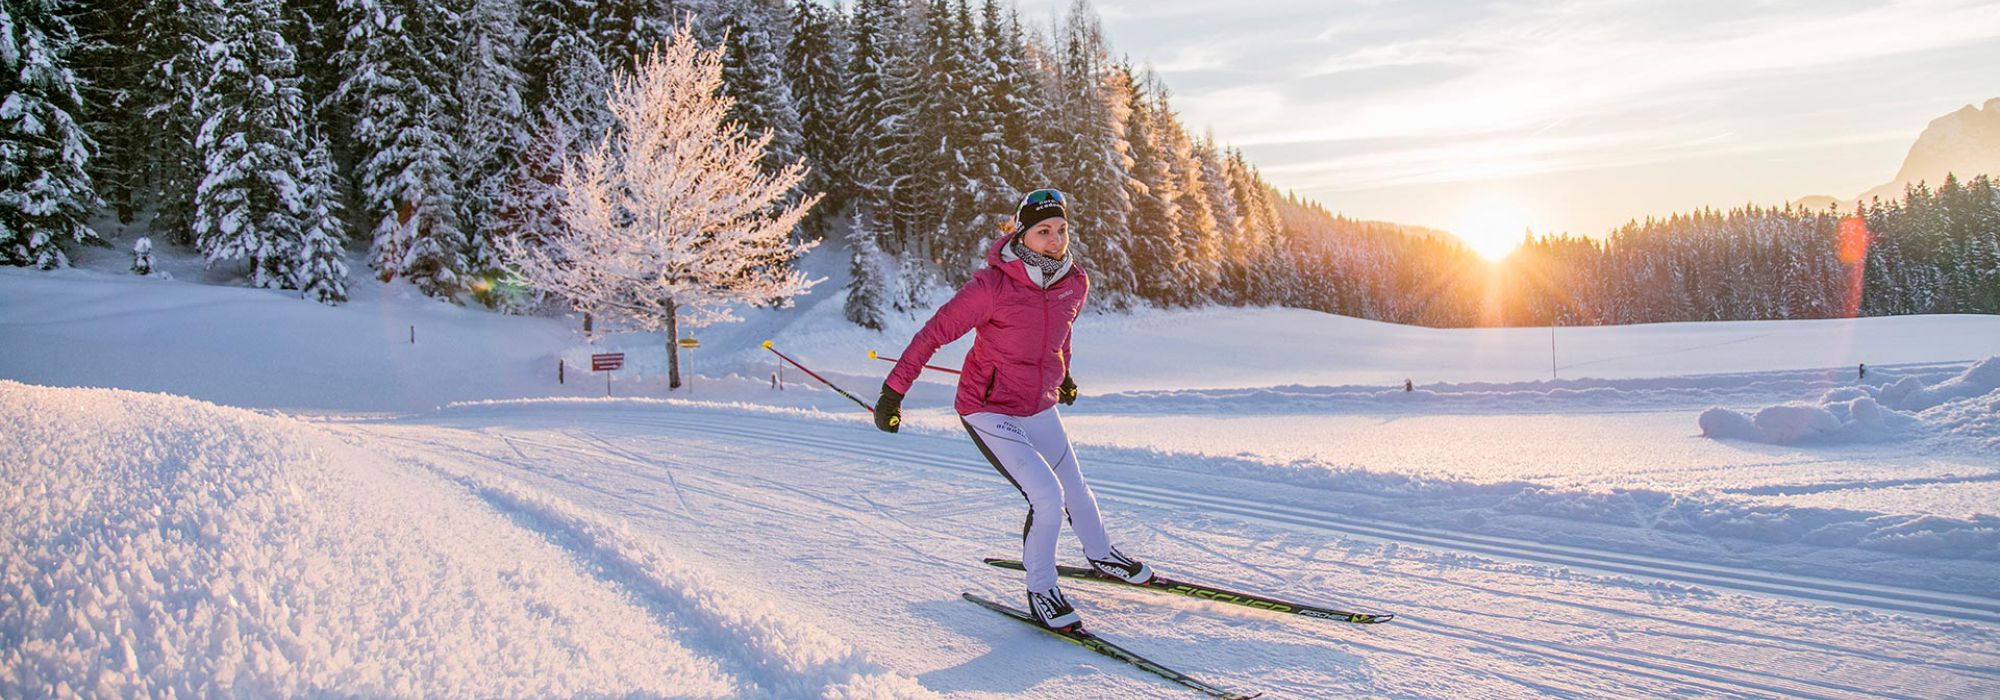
top-left (499, 22), bottom-right (821, 389)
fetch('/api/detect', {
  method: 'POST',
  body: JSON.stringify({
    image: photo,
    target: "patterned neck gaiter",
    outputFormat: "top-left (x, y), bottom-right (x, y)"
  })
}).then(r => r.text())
top-left (1010, 235), bottom-right (1065, 279)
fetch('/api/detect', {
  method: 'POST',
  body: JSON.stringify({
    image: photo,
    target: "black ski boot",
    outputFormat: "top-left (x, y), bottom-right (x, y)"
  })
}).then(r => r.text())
top-left (1027, 586), bottom-right (1080, 630)
top-left (1088, 547), bottom-right (1155, 585)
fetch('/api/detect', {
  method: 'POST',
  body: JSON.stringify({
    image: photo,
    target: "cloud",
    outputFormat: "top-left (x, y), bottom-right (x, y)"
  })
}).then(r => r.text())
top-left (1201, 0), bottom-right (2000, 147)
top-left (1009, 0), bottom-right (2000, 235)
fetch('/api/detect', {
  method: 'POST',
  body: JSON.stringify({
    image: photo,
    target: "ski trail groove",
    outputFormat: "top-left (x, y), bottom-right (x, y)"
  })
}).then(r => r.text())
top-left (652, 413), bottom-right (2000, 626)
top-left (377, 407), bottom-right (1999, 698)
top-left (387, 447), bottom-right (893, 699)
top-left (398, 458), bottom-right (771, 696)
top-left (564, 410), bottom-right (2000, 695)
top-left (573, 429), bottom-right (698, 517)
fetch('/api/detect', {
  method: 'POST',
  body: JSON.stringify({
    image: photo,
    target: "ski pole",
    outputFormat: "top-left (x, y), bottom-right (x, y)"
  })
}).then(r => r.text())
top-left (867, 349), bottom-right (962, 375)
top-left (763, 340), bottom-right (878, 415)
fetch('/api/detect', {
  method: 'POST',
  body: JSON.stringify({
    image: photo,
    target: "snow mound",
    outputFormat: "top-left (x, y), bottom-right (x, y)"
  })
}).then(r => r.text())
top-left (0, 381), bottom-right (929, 698)
top-left (1700, 356), bottom-right (2000, 447)
top-left (1879, 354), bottom-right (2000, 411)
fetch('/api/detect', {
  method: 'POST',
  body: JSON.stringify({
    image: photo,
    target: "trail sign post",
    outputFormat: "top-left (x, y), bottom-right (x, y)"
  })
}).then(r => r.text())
top-left (592, 352), bottom-right (624, 396)
top-left (677, 338), bottom-right (699, 392)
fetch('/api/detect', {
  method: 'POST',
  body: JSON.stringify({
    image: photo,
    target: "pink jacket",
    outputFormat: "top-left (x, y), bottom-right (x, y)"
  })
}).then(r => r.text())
top-left (888, 235), bottom-right (1089, 416)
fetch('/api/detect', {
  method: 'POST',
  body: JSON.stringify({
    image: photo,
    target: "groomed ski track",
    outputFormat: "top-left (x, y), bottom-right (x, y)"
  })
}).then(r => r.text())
top-left (344, 402), bottom-right (2000, 700)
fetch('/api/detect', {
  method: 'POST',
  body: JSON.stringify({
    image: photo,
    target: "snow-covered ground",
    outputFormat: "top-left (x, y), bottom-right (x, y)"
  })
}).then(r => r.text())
top-left (3, 250), bottom-right (1998, 697)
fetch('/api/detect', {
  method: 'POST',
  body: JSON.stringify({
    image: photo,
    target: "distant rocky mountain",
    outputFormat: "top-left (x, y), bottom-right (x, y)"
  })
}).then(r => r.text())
top-left (1795, 97), bottom-right (2000, 211)
top-left (1792, 194), bottom-right (1842, 213)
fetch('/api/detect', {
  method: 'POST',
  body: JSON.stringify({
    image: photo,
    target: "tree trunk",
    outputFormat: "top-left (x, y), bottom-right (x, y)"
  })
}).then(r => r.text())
top-left (666, 299), bottom-right (681, 389)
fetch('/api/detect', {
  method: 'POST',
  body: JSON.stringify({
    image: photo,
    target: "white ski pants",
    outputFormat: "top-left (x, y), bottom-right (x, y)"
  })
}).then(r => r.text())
top-left (962, 406), bottom-right (1113, 593)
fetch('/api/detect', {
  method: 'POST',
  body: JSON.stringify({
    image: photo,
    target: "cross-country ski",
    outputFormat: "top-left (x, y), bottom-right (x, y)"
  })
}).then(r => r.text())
top-left (961, 593), bottom-right (1263, 700)
top-left (984, 558), bottom-right (1395, 624)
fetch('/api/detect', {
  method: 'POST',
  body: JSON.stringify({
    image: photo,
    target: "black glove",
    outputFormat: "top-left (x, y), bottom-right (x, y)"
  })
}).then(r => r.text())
top-left (1058, 375), bottom-right (1078, 406)
top-left (874, 383), bottom-right (904, 433)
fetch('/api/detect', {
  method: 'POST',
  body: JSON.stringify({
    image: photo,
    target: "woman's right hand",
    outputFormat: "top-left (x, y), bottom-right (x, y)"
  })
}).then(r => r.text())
top-left (874, 384), bottom-right (904, 433)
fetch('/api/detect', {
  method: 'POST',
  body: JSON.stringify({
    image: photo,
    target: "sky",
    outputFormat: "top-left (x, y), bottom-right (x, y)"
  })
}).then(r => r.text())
top-left (1013, 0), bottom-right (2000, 258)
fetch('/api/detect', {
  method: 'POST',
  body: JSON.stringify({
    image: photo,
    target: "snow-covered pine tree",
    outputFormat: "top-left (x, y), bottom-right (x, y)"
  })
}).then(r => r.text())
top-left (837, 0), bottom-right (910, 240)
top-left (952, 0), bottom-right (1015, 276)
top-left (903, 0), bottom-right (977, 272)
top-left (1860, 196), bottom-right (1901, 317)
top-left (857, 0), bottom-right (927, 260)
top-left (717, 0), bottom-right (803, 174)
top-left (497, 23), bottom-right (821, 389)
top-left (0, 0), bottom-right (102, 268)
top-left (1900, 180), bottom-right (1946, 313)
top-left (497, 11), bottom-right (613, 300)
top-left (1219, 147), bottom-right (1264, 300)
top-left (131, 237), bottom-right (153, 274)
top-left (492, 113), bottom-right (580, 290)
top-left (1246, 164), bottom-right (1292, 304)
top-left (844, 204), bottom-right (892, 329)
top-left (336, 0), bottom-right (468, 298)
top-left (984, 2), bottom-right (1043, 194)
top-left (1118, 62), bottom-right (1180, 304)
top-left (1965, 175), bottom-right (2000, 312)
top-left (132, 0), bottom-right (213, 246)
top-left (1050, 0), bottom-right (1136, 307)
top-left (288, 0), bottom-right (344, 109)
top-left (456, 0), bottom-right (530, 283)
top-left (1935, 172), bottom-right (1991, 311)
top-left (70, 0), bottom-right (148, 225)
top-left (297, 131), bottom-right (350, 304)
top-left (519, 0), bottom-right (594, 107)
top-left (1154, 77), bottom-right (1218, 305)
top-left (192, 0), bottom-right (312, 288)
top-left (785, 0), bottom-right (850, 230)
top-left (591, 0), bottom-right (674, 75)
top-left (1193, 130), bottom-right (1241, 303)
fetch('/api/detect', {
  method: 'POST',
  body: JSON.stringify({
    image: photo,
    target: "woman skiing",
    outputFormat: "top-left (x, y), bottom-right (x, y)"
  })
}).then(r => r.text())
top-left (873, 188), bottom-right (1153, 631)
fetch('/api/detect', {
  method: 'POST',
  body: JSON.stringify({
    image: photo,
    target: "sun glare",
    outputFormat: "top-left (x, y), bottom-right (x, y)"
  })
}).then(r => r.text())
top-left (1451, 196), bottom-right (1535, 261)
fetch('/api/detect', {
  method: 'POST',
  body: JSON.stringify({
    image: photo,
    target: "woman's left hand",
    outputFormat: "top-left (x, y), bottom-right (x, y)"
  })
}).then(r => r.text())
top-left (1059, 375), bottom-right (1078, 406)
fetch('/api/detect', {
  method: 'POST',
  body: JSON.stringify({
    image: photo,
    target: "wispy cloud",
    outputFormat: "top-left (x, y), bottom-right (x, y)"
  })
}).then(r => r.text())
top-left (1019, 0), bottom-right (2000, 234)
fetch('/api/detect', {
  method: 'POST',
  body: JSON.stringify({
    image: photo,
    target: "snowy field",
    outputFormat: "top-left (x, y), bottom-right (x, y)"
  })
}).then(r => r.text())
top-left (4, 255), bottom-right (1999, 698)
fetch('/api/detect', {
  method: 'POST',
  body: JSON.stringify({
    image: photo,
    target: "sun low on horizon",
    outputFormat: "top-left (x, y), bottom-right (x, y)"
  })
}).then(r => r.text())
top-left (1448, 194), bottom-right (1538, 261)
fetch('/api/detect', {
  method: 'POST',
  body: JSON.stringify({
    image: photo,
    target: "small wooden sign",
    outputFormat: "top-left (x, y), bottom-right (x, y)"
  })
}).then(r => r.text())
top-left (591, 353), bottom-right (625, 371)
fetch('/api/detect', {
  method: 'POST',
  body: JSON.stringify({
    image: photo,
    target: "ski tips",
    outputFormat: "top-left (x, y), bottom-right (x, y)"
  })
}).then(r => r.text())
top-left (868, 349), bottom-right (878, 359)
top-left (761, 339), bottom-right (773, 349)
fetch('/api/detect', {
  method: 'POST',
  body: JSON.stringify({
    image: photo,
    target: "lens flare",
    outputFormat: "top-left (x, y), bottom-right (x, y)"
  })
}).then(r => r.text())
top-left (1837, 213), bottom-right (1869, 317)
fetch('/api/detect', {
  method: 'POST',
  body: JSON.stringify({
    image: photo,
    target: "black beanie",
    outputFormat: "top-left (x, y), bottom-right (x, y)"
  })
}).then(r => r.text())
top-left (1015, 189), bottom-right (1068, 232)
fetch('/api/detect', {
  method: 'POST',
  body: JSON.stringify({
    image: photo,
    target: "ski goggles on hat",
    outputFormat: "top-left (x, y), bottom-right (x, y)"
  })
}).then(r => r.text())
top-left (1016, 189), bottom-right (1069, 228)
top-left (1019, 188), bottom-right (1067, 209)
